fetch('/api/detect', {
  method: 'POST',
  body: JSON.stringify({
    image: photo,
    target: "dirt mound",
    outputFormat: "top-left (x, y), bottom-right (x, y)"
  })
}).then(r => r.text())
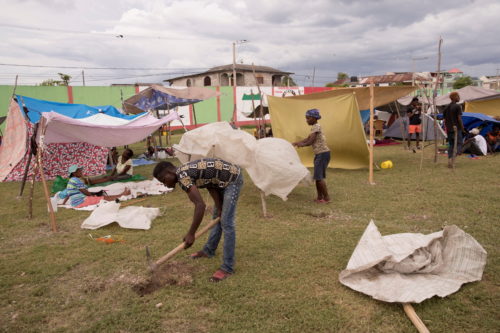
top-left (132, 261), bottom-right (197, 296)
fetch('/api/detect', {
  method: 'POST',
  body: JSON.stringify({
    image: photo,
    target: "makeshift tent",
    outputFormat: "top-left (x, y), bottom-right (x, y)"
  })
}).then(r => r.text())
top-left (268, 93), bottom-right (369, 169)
top-left (465, 94), bottom-right (500, 118)
top-left (0, 96), bottom-right (178, 182)
top-left (435, 86), bottom-right (500, 106)
top-left (122, 84), bottom-right (220, 114)
top-left (173, 122), bottom-right (309, 201)
top-left (461, 112), bottom-right (500, 136)
top-left (384, 114), bottom-right (447, 141)
top-left (286, 86), bottom-right (417, 110)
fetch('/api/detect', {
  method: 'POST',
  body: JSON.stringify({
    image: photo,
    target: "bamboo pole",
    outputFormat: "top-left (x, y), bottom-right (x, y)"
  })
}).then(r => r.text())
top-left (402, 303), bottom-right (430, 333)
top-left (251, 64), bottom-right (271, 214)
top-left (155, 110), bottom-right (163, 148)
top-left (28, 163), bottom-right (37, 219)
top-left (369, 81), bottom-right (375, 185)
top-left (251, 64), bottom-right (266, 137)
top-left (433, 37), bottom-right (443, 163)
top-left (394, 102), bottom-right (408, 150)
top-left (37, 120), bottom-right (58, 232)
top-left (249, 89), bottom-right (259, 137)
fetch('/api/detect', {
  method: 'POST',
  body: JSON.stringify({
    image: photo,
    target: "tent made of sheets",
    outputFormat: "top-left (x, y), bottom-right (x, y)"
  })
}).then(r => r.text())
top-left (267, 86), bottom-right (417, 169)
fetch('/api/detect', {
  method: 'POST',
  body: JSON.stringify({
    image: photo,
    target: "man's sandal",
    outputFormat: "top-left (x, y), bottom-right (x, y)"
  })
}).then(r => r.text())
top-left (209, 269), bottom-right (232, 282)
top-left (189, 251), bottom-right (209, 259)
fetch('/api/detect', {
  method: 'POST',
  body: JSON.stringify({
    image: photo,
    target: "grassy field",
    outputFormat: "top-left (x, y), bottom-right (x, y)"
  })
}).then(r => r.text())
top-left (0, 137), bottom-right (499, 333)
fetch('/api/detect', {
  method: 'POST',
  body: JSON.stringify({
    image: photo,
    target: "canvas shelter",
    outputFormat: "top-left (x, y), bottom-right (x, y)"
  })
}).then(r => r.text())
top-left (287, 86), bottom-right (417, 111)
top-left (433, 86), bottom-right (499, 106)
top-left (384, 114), bottom-right (447, 141)
top-left (122, 84), bottom-right (220, 114)
top-left (268, 93), bottom-right (369, 169)
top-left (460, 112), bottom-right (500, 136)
top-left (0, 95), bottom-right (178, 182)
top-left (464, 94), bottom-right (500, 118)
top-left (267, 86), bottom-right (417, 169)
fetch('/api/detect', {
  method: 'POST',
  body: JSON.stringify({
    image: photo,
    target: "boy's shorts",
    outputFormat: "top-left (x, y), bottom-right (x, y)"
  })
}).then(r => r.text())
top-left (313, 151), bottom-right (331, 180)
top-left (409, 125), bottom-right (421, 134)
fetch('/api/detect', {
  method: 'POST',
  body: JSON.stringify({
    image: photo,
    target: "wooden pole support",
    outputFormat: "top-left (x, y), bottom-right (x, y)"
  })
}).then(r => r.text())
top-left (28, 165), bottom-right (37, 219)
top-left (402, 303), bottom-right (430, 333)
top-left (260, 191), bottom-right (268, 217)
top-left (369, 81), bottom-right (375, 185)
top-left (37, 149), bottom-right (58, 232)
top-left (151, 217), bottom-right (221, 270)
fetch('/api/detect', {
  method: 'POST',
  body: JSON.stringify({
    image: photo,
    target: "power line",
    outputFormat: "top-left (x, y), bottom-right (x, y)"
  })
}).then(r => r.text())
top-left (0, 23), bottom-right (203, 41)
top-left (0, 63), bottom-right (210, 71)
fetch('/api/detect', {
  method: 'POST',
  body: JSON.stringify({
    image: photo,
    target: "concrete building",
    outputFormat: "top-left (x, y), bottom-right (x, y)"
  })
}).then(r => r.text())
top-left (164, 64), bottom-right (293, 87)
top-left (480, 75), bottom-right (500, 90)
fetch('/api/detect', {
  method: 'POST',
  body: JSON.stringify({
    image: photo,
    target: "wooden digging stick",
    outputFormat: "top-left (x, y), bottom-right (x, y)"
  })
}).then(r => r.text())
top-left (149, 217), bottom-right (221, 271)
top-left (402, 303), bottom-right (430, 333)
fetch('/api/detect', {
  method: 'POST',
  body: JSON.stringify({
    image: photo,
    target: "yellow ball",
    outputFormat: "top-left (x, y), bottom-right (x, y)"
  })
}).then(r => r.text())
top-left (381, 160), bottom-right (393, 169)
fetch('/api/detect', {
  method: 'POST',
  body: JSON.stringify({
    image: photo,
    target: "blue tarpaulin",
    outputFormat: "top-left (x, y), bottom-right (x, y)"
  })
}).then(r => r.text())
top-left (438, 112), bottom-right (500, 135)
top-left (134, 89), bottom-right (201, 111)
top-left (16, 95), bottom-right (143, 123)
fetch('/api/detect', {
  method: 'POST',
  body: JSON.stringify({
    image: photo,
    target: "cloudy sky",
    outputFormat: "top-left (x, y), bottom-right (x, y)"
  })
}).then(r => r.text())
top-left (1, 0), bottom-right (499, 86)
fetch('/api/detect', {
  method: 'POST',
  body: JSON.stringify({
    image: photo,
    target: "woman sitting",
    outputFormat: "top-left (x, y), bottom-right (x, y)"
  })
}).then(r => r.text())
top-left (110, 148), bottom-right (134, 181)
top-left (65, 165), bottom-right (130, 208)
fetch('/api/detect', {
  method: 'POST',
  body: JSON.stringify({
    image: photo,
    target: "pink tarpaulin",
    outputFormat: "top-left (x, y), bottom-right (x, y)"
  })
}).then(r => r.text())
top-left (0, 100), bottom-right (28, 181)
top-left (40, 111), bottom-right (180, 147)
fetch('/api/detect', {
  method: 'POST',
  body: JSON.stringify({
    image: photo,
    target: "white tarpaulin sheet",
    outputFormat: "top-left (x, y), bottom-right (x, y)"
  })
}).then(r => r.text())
top-left (40, 111), bottom-right (179, 147)
top-left (173, 122), bottom-right (310, 200)
top-left (81, 200), bottom-right (160, 230)
top-left (339, 221), bottom-right (487, 303)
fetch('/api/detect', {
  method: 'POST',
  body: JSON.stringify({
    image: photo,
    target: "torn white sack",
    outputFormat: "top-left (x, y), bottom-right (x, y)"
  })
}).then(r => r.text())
top-left (339, 221), bottom-right (487, 303)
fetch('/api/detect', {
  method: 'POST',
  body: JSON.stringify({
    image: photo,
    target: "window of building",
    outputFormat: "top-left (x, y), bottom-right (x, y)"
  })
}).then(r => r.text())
top-left (256, 76), bottom-right (264, 84)
top-left (186, 79), bottom-right (192, 87)
top-left (203, 76), bottom-right (211, 86)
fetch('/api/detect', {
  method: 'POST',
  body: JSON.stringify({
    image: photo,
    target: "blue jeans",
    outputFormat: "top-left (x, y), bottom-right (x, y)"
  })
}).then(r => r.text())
top-left (202, 173), bottom-right (243, 274)
top-left (447, 131), bottom-right (463, 159)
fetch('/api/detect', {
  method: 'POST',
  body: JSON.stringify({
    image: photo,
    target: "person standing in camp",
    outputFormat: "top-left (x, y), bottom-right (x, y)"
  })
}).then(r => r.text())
top-left (153, 158), bottom-right (243, 282)
top-left (293, 108), bottom-right (331, 203)
top-left (443, 92), bottom-right (465, 168)
top-left (407, 97), bottom-right (422, 151)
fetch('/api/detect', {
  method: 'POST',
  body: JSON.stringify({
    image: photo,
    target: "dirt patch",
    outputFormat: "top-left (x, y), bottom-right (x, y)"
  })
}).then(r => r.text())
top-left (132, 261), bottom-right (197, 296)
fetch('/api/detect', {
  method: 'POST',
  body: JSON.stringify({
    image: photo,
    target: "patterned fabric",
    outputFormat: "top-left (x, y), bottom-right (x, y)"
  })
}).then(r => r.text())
top-left (116, 156), bottom-right (133, 175)
top-left (66, 177), bottom-right (87, 207)
top-left (4, 122), bottom-right (109, 181)
top-left (311, 123), bottom-right (330, 155)
top-left (176, 158), bottom-right (241, 192)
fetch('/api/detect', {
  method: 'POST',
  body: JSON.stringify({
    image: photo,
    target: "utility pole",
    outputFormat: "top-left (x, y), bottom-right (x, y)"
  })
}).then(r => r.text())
top-left (82, 70), bottom-right (85, 86)
top-left (231, 40), bottom-right (247, 123)
top-left (496, 68), bottom-right (500, 90)
top-left (411, 56), bottom-right (429, 86)
top-left (312, 67), bottom-right (316, 87)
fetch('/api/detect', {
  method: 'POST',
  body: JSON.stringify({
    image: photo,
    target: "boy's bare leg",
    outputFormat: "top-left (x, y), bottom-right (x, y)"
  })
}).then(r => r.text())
top-left (315, 181), bottom-right (324, 201)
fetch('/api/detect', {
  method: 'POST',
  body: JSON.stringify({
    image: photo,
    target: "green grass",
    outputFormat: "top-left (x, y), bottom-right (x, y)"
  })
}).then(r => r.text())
top-left (1, 138), bottom-right (499, 332)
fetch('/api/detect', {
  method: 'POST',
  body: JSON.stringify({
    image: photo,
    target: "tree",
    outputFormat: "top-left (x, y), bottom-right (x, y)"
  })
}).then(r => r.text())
top-left (39, 79), bottom-right (61, 86)
top-left (325, 82), bottom-right (349, 88)
top-left (58, 73), bottom-right (72, 86)
top-left (281, 76), bottom-right (297, 86)
top-left (452, 76), bottom-right (473, 89)
top-left (337, 72), bottom-right (349, 80)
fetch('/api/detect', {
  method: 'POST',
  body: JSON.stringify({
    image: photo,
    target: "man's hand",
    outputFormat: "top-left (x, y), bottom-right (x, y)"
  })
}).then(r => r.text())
top-left (183, 232), bottom-right (195, 249)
